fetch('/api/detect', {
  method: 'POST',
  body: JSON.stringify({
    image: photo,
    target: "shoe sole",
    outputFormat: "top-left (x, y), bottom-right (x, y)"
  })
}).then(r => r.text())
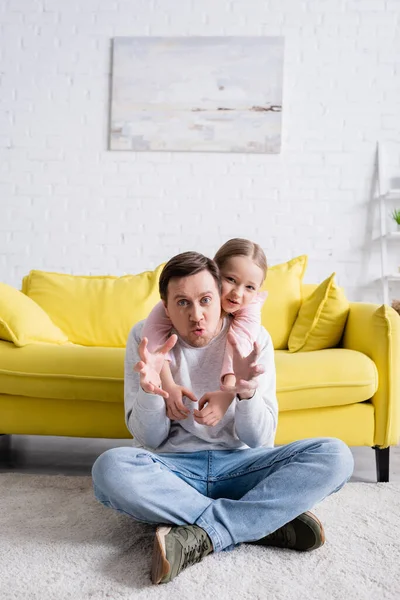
top-left (301, 511), bottom-right (325, 550)
top-left (151, 526), bottom-right (172, 585)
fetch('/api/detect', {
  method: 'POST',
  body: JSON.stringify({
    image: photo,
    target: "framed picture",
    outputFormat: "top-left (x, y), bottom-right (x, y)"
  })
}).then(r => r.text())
top-left (110, 36), bottom-right (284, 154)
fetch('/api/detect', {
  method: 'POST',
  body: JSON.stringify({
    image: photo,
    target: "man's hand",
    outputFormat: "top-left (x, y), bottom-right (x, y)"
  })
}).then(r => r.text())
top-left (133, 335), bottom-right (178, 398)
top-left (193, 391), bottom-right (235, 426)
top-left (165, 384), bottom-right (197, 421)
top-left (221, 333), bottom-right (265, 397)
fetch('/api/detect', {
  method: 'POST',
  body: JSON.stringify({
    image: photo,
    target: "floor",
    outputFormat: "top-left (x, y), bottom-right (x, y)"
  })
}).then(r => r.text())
top-left (0, 434), bottom-right (399, 482)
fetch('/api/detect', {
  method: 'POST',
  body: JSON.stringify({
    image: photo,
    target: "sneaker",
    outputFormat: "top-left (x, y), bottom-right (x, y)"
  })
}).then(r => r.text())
top-left (251, 511), bottom-right (325, 551)
top-left (151, 524), bottom-right (213, 584)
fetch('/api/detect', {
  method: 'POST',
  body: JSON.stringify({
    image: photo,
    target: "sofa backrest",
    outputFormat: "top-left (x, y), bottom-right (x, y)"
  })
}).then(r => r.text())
top-left (22, 266), bottom-right (164, 347)
top-left (21, 255), bottom-right (309, 349)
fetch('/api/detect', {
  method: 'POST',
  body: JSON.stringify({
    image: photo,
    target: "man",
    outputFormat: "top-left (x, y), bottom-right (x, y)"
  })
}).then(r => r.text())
top-left (92, 252), bottom-right (354, 585)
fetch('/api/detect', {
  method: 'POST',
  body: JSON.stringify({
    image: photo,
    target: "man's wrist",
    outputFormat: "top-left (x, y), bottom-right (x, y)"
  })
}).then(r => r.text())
top-left (237, 390), bottom-right (256, 401)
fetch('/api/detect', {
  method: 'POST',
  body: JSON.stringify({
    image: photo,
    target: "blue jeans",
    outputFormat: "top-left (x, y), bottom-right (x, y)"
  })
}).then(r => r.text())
top-left (92, 437), bottom-right (354, 552)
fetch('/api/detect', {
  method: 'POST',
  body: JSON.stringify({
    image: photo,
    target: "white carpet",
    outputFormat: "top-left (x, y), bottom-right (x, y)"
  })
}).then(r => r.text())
top-left (0, 475), bottom-right (399, 600)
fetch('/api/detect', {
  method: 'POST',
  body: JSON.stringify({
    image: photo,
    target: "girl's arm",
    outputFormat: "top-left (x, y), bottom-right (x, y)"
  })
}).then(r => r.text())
top-left (141, 301), bottom-right (173, 354)
top-left (142, 302), bottom-right (188, 411)
top-left (221, 292), bottom-right (267, 384)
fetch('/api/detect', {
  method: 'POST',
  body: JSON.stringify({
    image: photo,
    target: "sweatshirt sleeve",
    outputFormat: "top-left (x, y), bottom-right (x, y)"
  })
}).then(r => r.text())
top-left (124, 322), bottom-right (171, 449)
top-left (141, 300), bottom-right (173, 355)
top-left (221, 291), bottom-right (268, 381)
top-left (233, 327), bottom-right (278, 448)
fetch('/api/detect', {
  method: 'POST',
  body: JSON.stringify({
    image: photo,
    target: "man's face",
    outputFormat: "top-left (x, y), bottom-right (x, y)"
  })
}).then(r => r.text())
top-left (164, 270), bottom-right (222, 347)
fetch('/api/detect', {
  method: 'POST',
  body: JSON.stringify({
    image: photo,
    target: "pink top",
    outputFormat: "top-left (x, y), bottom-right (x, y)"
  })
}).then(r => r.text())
top-left (222, 291), bottom-right (268, 379)
top-left (141, 301), bottom-right (174, 353)
top-left (142, 291), bottom-right (268, 381)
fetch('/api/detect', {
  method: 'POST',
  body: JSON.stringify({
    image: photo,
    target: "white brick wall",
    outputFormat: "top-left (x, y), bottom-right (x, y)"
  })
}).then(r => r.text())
top-left (1, 0), bottom-right (400, 302)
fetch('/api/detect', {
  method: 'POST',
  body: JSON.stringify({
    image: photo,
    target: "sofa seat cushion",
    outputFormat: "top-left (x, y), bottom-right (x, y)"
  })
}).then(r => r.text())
top-left (0, 343), bottom-right (378, 412)
top-left (275, 348), bottom-right (378, 412)
top-left (0, 341), bottom-right (124, 403)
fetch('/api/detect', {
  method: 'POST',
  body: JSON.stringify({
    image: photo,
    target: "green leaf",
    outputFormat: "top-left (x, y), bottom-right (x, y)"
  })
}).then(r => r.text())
top-left (391, 208), bottom-right (400, 224)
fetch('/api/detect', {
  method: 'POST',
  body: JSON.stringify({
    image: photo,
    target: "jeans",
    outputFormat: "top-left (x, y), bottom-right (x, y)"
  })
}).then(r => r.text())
top-left (92, 437), bottom-right (354, 552)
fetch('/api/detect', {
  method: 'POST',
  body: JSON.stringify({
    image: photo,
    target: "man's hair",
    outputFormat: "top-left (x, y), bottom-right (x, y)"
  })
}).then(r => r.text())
top-left (159, 251), bottom-right (222, 302)
top-left (213, 238), bottom-right (268, 283)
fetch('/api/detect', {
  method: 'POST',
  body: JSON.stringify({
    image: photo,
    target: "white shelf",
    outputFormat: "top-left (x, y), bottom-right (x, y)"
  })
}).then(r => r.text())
top-left (385, 189), bottom-right (400, 200)
top-left (377, 275), bottom-right (400, 281)
top-left (384, 232), bottom-right (400, 239)
top-left (384, 275), bottom-right (400, 281)
top-left (377, 142), bottom-right (400, 304)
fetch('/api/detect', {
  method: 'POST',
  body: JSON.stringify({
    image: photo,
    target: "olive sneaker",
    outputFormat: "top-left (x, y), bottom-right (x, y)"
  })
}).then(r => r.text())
top-left (151, 524), bottom-right (213, 584)
top-left (251, 511), bottom-right (325, 551)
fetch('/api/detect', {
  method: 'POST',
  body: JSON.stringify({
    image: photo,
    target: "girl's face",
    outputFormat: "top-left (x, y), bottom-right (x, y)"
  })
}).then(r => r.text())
top-left (220, 255), bottom-right (264, 314)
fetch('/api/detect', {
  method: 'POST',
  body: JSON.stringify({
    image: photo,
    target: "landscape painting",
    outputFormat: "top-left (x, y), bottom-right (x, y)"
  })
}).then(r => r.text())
top-left (110, 36), bottom-right (284, 153)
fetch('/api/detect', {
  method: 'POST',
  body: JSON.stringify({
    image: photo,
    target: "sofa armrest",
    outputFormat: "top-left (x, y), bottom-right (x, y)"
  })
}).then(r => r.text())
top-left (342, 302), bottom-right (400, 447)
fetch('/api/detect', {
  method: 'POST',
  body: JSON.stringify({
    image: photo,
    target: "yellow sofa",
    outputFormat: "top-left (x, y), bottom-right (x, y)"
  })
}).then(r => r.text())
top-left (0, 257), bottom-right (399, 482)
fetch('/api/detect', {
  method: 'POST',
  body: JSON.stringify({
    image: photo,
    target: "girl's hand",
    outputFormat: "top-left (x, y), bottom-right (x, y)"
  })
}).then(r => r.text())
top-left (164, 384), bottom-right (197, 421)
top-left (221, 333), bottom-right (264, 396)
top-left (193, 391), bottom-right (235, 427)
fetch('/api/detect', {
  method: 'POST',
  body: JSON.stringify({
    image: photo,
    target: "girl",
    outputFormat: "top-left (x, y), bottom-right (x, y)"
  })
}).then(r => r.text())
top-left (141, 238), bottom-right (268, 426)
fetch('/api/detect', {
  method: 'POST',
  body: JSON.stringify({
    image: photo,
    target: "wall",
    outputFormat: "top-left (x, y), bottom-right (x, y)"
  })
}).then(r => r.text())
top-left (1, 0), bottom-right (400, 301)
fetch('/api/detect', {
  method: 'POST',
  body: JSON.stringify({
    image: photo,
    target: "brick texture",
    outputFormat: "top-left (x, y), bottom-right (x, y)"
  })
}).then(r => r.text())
top-left (0, 0), bottom-right (400, 302)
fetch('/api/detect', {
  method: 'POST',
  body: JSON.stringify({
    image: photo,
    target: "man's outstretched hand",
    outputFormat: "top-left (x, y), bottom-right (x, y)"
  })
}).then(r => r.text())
top-left (134, 335), bottom-right (178, 398)
top-left (221, 332), bottom-right (265, 397)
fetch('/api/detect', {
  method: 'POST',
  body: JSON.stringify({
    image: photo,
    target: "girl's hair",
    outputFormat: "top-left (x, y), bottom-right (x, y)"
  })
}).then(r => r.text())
top-left (214, 238), bottom-right (268, 283)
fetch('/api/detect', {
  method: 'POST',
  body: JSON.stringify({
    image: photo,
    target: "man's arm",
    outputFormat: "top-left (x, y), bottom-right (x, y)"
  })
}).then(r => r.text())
top-left (124, 322), bottom-right (171, 449)
top-left (233, 329), bottom-right (278, 448)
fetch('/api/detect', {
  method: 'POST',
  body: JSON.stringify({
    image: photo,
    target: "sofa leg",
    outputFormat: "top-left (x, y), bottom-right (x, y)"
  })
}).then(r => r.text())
top-left (0, 434), bottom-right (12, 466)
top-left (373, 446), bottom-right (390, 482)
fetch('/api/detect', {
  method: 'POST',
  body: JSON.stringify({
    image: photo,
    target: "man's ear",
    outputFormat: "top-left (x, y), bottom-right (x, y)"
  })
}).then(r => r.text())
top-left (163, 300), bottom-right (170, 319)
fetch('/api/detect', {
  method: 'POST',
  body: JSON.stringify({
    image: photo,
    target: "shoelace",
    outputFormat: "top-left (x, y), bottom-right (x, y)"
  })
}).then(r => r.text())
top-left (266, 525), bottom-right (292, 546)
top-left (182, 538), bottom-right (209, 570)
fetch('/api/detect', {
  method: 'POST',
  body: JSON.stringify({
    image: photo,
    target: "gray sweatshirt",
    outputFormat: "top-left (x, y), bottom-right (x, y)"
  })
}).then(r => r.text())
top-left (124, 319), bottom-right (278, 453)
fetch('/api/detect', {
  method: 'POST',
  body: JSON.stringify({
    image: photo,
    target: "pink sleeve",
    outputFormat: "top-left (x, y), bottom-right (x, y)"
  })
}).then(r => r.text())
top-left (141, 301), bottom-right (173, 355)
top-left (221, 291), bottom-right (268, 381)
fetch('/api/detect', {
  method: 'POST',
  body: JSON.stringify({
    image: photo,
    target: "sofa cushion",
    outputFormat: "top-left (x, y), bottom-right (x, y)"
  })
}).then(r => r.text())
top-left (275, 348), bottom-right (377, 411)
top-left (288, 273), bottom-right (350, 352)
top-left (0, 341), bottom-right (377, 411)
top-left (0, 282), bottom-right (68, 347)
top-left (22, 264), bottom-right (165, 348)
top-left (261, 255), bottom-right (308, 349)
top-left (0, 340), bottom-right (123, 402)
